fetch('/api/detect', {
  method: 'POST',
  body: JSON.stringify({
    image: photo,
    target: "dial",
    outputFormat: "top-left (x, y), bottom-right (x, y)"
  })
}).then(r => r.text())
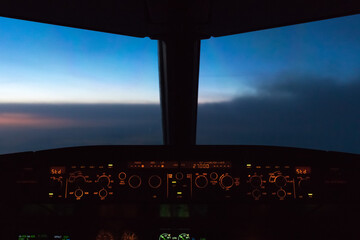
top-left (98, 188), bottom-right (108, 199)
top-left (219, 173), bottom-right (234, 190)
top-left (118, 172), bottom-right (127, 180)
top-left (195, 175), bottom-right (209, 188)
top-left (252, 189), bottom-right (261, 199)
top-left (74, 188), bottom-right (84, 199)
top-left (176, 172), bottom-right (184, 180)
top-left (148, 175), bottom-right (162, 189)
top-left (275, 175), bottom-right (287, 187)
top-left (96, 230), bottom-right (114, 240)
top-left (249, 175), bottom-right (262, 188)
top-left (128, 175), bottom-right (142, 189)
top-left (159, 233), bottom-right (171, 240)
top-left (277, 189), bottom-right (287, 199)
top-left (74, 175), bottom-right (87, 186)
top-left (178, 233), bottom-right (191, 240)
top-left (97, 175), bottom-right (111, 187)
top-left (210, 172), bottom-right (218, 180)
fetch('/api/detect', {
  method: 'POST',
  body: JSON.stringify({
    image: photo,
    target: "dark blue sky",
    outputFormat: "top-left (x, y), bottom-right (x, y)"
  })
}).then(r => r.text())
top-left (199, 13), bottom-right (360, 102)
top-left (0, 14), bottom-right (359, 154)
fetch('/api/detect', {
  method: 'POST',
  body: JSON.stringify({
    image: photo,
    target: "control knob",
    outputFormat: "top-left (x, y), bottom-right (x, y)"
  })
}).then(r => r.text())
top-left (252, 189), bottom-right (262, 199)
top-left (219, 174), bottom-right (234, 190)
top-left (195, 175), bottom-right (208, 188)
top-left (74, 188), bottom-right (84, 199)
top-left (128, 175), bottom-right (142, 189)
top-left (249, 175), bottom-right (262, 188)
top-left (148, 175), bottom-right (162, 189)
top-left (277, 189), bottom-right (287, 199)
top-left (96, 175), bottom-right (110, 187)
top-left (275, 175), bottom-right (287, 187)
top-left (98, 188), bottom-right (108, 199)
top-left (74, 175), bottom-right (87, 186)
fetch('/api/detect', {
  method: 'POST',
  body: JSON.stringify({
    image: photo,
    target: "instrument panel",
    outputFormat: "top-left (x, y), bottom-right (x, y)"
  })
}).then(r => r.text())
top-left (47, 161), bottom-right (313, 202)
top-left (1, 145), bottom-right (359, 240)
top-left (1, 145), bottom-right (358, 204)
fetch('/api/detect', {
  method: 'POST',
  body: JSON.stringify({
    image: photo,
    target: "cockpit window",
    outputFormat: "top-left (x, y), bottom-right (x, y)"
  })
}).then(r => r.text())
top-left (0, 17), bottom-right (162, 154)
top-left (197, 14), bottom-right (360, 154)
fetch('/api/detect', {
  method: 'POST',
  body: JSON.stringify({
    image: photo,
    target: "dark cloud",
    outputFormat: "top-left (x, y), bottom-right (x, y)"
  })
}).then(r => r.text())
top-left (0, 73), bottom-right (359, 155)
top-left (197, 73), bottom-right (360, 154)
top-left (0, 104), bottom-right (163, 154)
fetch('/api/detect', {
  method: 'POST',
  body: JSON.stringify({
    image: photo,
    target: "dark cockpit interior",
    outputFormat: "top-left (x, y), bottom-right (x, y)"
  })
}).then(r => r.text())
top-left (1, 1), bottom-right (360, 239)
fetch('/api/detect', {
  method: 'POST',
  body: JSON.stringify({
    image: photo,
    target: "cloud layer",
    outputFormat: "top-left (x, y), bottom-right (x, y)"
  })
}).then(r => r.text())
top-left (197, 73), bottom-right (360, 154)
top-left (0, 73), bottom-right (359, 155)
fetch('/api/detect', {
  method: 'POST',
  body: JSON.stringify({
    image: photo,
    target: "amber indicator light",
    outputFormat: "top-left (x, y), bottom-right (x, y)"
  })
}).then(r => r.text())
top-left (295, 166), bottom-right (311, 175)
top-left (50, 166), bottom-right (66, 175)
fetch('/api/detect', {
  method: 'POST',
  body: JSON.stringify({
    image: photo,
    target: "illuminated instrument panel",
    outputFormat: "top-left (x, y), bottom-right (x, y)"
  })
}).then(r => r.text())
top-left (1, 146), bottom-right (358, 203)
top-left (1, 146), bottom-right (359, 240)
top-left (47, 161), bottom-right (315, 202)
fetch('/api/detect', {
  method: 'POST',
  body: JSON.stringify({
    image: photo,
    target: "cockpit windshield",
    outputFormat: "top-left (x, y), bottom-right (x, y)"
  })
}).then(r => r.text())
top-left (197, 14), bottom-right (360, 154)
top-left (0, 17), bottom-right (162, 154)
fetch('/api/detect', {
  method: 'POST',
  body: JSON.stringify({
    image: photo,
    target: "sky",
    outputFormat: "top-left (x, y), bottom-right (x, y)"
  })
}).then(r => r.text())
top-left (0, 14), bottom-right (359, 154)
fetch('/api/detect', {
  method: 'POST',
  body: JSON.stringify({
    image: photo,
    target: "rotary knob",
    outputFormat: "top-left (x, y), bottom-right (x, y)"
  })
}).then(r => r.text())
top-left (249, 175), bottom-right (262, 188)
top-left (74, 188), bottom-right (84, 199)
top-left (277, 189), bottom-right (287, 199)
top-left (98, 188), bottom-right (108, 199)
top-left (252, 189), bottom-right (262, 199)
top-left (74, 175), bottom-right (86, 186)
top-left (195, 175), bottom-right (209, 188)
top-left (219, 174), bottom-right (234, 190)
top-left (275, 175), bottom-right (287, 187)
top-left (210, 172), bottom-right (218, 180)
top-left (148, 175), bottom-right (162, 189)
top-left (128, 175), bottom-right (142, 189)
top-left (97, 175), bottom-right (110, 187)
top-left (176, 172), bottom-right (184, 180)
top-left (118, 172), bottom-right (126, 180)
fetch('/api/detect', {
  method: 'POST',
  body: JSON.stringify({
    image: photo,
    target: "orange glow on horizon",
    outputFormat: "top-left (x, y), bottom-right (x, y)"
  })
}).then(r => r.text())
top-left (0, 113), bottom-right (75, 127)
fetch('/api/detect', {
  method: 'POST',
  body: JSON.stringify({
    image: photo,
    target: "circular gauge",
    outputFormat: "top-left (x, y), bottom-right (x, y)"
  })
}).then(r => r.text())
top-left (178, 233), bottom-right (191, 240)
top-left (96, 230), bottom-right (114, 240)
top-left (121, 231), bottom-right (139, 240)
top-left (159, 233), bottom-right (171, 240)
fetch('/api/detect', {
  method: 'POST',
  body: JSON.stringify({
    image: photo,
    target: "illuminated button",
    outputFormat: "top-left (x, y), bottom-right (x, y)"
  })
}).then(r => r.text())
top-left (195, 175), bottom-right (209, 188)
top-left (128, 175), bottom-right (142, 189)
top-left (277, 189), bottom-right (286, 199)
top-left (275, 175), bottom-right (287, 187)
top-left (176, 172), bottom-right (184, 180)
top-left (118, 172), bottom-right (126, 180)
top-left (249, 175), bottom-right (262, 188)
top-left (148, 175), bottom-right (162, 189)
top-left (210, 172), bottom-right (218, 180)
top-left (74, 189), bottom-right (84, 199)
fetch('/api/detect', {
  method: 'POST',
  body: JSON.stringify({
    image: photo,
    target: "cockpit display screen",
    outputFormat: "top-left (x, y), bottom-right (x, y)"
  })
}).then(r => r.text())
top-left (181, 161), bottom-right (232, 169)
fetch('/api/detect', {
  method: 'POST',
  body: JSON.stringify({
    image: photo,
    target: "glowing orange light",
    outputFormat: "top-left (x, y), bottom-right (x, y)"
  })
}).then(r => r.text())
top-left (0, 113), bottom-right (75, 127)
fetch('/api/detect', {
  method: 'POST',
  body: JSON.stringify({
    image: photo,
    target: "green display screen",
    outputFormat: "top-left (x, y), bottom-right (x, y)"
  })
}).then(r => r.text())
top-left (18, 234), bottom-right (70, 240)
